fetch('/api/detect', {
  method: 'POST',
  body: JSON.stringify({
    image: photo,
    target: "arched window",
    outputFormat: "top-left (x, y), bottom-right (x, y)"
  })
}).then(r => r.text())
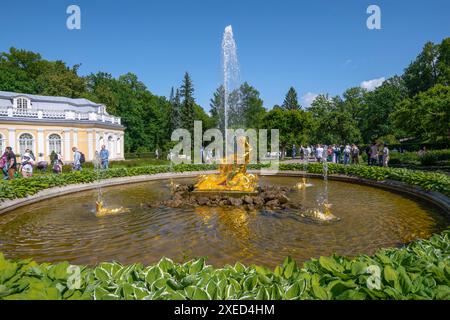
top-left (107, 136), bottom-right (114, 155)
top-left (48, 134), bottom-right (62, 155)
top-left (19, 133), bottom-right (34, 155)
top-left (17, 97), bottom-right (29, 109)
top-left (116, 137), bottom-right (121, 154)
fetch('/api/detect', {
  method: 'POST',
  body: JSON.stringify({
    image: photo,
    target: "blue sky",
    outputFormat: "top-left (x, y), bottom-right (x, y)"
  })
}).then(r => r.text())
top-left (0, 0), bottom-right (449, 111)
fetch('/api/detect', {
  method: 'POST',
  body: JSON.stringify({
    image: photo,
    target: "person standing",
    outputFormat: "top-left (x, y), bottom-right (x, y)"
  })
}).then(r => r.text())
top-left (100, 145), bottom-right (109, 170)
top-left (0, 150), bottom-right (8, 180)
top-left (155, 148), bottom-right (159, 160)
top-left (315, 144), bottom-right (324, 162)
top-left (72, 147), bottom-right (82, 171)
top-left (343, 144), bottom-right (351, 165)
top-left (20, 149), bottom-right (35, 178)
top-left (383, 144), bottom-right (390, 167)
top-left (5, 147), bottom-right (17, 180)
top-left (370, 142), bottom-right (378, 166)
top-left (351, 144), bottom-right (360, 165)
top-left (377, 144), bottom-right (384, 167)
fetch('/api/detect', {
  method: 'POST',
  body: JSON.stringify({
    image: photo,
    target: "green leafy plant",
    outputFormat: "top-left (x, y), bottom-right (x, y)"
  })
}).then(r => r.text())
top-left (1, 229), bottom-right (449, 300)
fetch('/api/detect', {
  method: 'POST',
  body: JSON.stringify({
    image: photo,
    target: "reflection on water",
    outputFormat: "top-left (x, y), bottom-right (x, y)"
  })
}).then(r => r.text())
top-left (0, 177), bottom-right (448, 268)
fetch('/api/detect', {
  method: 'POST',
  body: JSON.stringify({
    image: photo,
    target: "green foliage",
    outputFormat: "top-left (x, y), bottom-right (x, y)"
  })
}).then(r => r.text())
top-left (180, 72), bottom-right (196, 135)
top-left (262, 108), bottom-right (313, 153)
top-left (1, 162), bottom-right (449, 201)
top-left (1, 229), bottom-right (449, 300)
top-left (279, 162), bottom-right (450, 196)
top-left (391, 84), bottom-right (450, 143)
top-left (282, 87), bottom-right (300, 110)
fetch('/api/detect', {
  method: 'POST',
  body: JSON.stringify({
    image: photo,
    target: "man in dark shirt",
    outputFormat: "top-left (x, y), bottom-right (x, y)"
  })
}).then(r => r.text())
top-left (6, 147), bottom-right (17, 180)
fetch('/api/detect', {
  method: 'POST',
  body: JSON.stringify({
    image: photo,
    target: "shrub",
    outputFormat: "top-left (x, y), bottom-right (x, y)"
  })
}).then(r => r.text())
top-left (0, 229), bottom-right (448, 300)
top-left (420, 152), bottom-right (439, 166)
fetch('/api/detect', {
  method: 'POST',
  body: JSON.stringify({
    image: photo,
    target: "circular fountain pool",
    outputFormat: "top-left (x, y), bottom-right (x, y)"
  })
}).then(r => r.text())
top-left (0, 176), bottom-right (448, 267)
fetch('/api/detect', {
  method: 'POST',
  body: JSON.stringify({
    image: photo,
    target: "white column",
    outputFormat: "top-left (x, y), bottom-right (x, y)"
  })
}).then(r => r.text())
top-left (87, 129), bottom-right (94, 161)
top-left (120, 133), bottom-right (124, 160)
top-left (73, 129), bottom-right (78, 148)
top-left (95, 131), bottom-right (100, 153)
top-left (8, 129), bottom-right (15, 150)
top-left (37, 129), bottom-right (44, 161)
top-left (64, 129), bottom-right (71, 161)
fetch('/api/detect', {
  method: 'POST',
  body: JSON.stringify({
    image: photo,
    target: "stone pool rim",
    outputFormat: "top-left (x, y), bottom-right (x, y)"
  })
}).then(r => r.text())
top-left (0, 170), bottom-right (449, 217)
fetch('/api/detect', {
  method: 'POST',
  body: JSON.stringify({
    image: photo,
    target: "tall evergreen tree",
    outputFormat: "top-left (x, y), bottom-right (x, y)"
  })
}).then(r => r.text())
top-left (180, 72), bottom-right (195, 133)
top-left (210, 85), bottom-right (225, 132)
top-left (282, 87), bottom-right (300, 110)
top-left (169, 87), bottom-right (182, 132)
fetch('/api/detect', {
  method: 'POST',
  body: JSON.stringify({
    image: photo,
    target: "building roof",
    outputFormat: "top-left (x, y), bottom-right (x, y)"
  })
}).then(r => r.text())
top-left (0, 91), bottom-right (103, 107)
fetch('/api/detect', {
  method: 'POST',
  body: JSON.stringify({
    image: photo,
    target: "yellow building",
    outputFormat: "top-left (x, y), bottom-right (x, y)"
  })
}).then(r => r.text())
top-left (0, 91), bottom-right (125, 162)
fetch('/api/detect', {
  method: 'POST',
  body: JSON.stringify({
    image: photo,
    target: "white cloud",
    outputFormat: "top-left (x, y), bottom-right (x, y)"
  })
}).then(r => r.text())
top-left (301, 92), bottom-right (318, 108)
top-left (360, 77), bottom-right (385, 91)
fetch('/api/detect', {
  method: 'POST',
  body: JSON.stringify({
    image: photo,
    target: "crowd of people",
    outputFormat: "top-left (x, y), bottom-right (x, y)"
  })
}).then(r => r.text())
top-left (0, 144), bottom-right (111, 180)
top-left (292, 142), bottom-right (390, 167)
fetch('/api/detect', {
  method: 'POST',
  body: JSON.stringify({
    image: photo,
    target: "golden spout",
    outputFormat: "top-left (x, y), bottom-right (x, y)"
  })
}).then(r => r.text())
top-left (95, 201), bottom-right (129, 217)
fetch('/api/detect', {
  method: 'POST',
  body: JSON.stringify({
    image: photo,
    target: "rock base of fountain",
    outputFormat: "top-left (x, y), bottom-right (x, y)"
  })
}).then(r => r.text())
top-left (151, 185), bottom-right (303, 211)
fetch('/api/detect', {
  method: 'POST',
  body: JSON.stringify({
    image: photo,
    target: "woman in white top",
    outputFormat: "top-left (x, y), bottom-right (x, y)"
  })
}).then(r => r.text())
top-left (383, 144), bottom-right (390, 167)
top-left (21, 149), bottom-right (35, 178)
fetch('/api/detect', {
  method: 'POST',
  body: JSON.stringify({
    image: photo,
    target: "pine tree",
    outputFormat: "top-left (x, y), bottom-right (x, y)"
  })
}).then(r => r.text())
top-left (210, 85), bottom-right (225, 133)
top-left (169, 87), bottom-right (182, 132)
top-left (180, 72), bottom-right (195, 133)
top-left (282, 87), bottom-right (301, 110)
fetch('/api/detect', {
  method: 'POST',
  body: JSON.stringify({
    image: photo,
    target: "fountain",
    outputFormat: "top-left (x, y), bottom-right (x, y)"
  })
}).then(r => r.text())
top-left (193, 26), bottom-right (257, 194)
top-left (295, 148), bottom-right (313, 190)
top-left (93, 151), bottom-right (129, 217)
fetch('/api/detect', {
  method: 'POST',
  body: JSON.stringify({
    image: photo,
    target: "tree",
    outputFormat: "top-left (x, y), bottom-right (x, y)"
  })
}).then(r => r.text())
top-left (391, 84), bottom-right (450, 142)
top-left (210, 85), bottom-right (225, 132)
top-left (240, 82), bottom-right (266, 129)
top-left (307, 94), bottom-right (362, 144)
top-left (437, 37), bottom-right (450, 86)
top-left (180, 72), bottom-right (196, 134)
top-left (169, 87), bottom-right (182, 133)
top-left (360, 76), bottom-right (408, 142)
top-left (403, 41), bottom-right (440, 97)
top-left (282, 87), bottom-right (300, 110)
top-left (263, 108), bottom-right (312, 157)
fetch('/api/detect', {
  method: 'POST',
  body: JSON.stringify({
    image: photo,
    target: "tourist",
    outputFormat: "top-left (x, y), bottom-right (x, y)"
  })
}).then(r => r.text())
top-left (377, 143), bottom-right (384, 167)
top-left (5, 147), bottom-right (17, 180)
top-left (370, 142), bottom-right (378, 166)
top-left (365, 145), bottom-right (371, 165)
top-left (292, 144), bottom-right (296, 159)
top-left (383, 143), bottom-right (390, 167)
top-left (100, 145), bottom-right (109, 169)
top-left (327, 145), bottom-right (333, 162)
top-left (306, 145), bottom-right (312, 160)
top-left (0, 150), bottom-right (8, 180)
top-left (418, 146), bottom-right (427, 157)
top-left (343, 144), bottom-right (351, 165)
top-left (72, 147), bottom-right (82, 171)
top-left (315, 144), bottom-right (324, 162)
top-left (52, 153), bottom-right (63, 174)
top-left (20, 149), bottom-right (35, 178)
top-left (351, 144), bottom-right (360, 164)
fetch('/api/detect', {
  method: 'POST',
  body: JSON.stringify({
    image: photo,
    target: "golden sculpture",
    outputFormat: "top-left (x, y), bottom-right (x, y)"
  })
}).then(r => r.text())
top-left (95, 201), bottom-right (129, 217)
top-left (195, 137), bottom-right (258, 192)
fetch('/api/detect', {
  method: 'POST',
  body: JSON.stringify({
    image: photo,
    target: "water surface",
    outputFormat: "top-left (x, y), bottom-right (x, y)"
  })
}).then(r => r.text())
top-left (0, 176), bottom-right (448, 267)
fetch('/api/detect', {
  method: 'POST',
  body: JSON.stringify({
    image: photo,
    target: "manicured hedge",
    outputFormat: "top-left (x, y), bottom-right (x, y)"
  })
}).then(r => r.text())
top-left (0, 229), bottom-right (449, 300)
top-left (1, 163), bottom-right (449, 201)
